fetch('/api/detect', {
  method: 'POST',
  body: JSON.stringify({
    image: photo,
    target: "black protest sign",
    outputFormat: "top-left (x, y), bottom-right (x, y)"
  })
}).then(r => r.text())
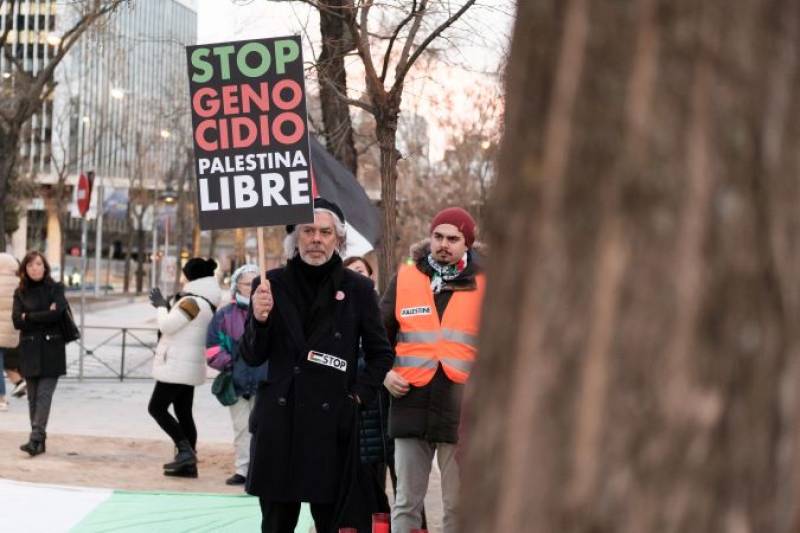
top-left (186, 36), bottom-right (314, 230)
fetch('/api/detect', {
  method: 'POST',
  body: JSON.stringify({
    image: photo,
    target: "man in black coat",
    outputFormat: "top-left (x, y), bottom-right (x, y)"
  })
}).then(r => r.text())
top-left (239, 198), bottom-right (394, 533)
top-left (381, 207), bottom-right (485, 533)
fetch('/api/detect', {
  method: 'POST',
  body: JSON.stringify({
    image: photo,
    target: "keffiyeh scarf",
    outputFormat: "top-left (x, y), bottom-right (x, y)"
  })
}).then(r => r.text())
top-left (427, 252), bottom-right (468, 294)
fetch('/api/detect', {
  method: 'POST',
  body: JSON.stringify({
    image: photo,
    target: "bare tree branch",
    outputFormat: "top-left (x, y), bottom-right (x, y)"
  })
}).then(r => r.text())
top-left (353, 0), bottom-right (381, 90)
top-left (322, 75), bottom-right (376, 113)
top-left (394, 0), bottom-right (427, 81)
top-left (379, 0), bottom-right (417, 82)
top-left (0, 0), bottom-right (17, 48)
top-left (393, 0), bottom-right (477, 93)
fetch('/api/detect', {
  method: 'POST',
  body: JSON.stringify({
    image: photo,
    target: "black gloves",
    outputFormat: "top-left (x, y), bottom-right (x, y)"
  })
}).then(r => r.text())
top-left (149, 288), bottom-right (169, 309)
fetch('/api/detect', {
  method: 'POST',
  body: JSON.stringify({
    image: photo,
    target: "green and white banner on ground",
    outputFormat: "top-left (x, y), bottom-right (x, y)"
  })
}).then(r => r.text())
top-left (1, 479), bottom-right (313, 532)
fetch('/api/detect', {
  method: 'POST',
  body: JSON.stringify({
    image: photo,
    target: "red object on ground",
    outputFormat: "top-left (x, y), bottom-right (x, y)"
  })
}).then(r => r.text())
top-left (339, 529), bottom-right (358, 533)
top-left (372, 512), bottom-right (390, 533)
top-left (410, 530), bottom-right (429, 533)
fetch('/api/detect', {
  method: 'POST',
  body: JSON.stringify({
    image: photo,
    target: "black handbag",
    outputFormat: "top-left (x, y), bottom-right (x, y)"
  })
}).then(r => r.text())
top-left (61, 303), bottom-right (81, 343)
top-left (334, 399), bottom-right (390, 532)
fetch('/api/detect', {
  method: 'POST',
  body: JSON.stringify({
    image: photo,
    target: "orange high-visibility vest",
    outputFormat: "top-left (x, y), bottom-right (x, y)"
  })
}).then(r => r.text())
top-left (393, 264), bottom-right (485, 386)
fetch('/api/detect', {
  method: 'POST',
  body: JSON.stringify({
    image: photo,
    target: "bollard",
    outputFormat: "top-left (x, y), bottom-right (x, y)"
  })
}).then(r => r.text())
top-left (372, 512), bottom-right (390, 533)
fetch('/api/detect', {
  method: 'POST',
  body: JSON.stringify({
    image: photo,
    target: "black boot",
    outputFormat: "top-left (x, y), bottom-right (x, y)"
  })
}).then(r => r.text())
top-left (163, 440), bottom-right (196, 471)
top-left (29, 439), bottom-right (45, 456)
top-left (163, 463), bottom-right (198, 478)
top-left (20, 438), bottom-right (45, 456)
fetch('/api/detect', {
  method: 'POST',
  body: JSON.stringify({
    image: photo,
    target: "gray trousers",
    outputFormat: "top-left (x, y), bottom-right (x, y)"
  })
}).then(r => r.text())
top-left (27, 377), bottom-right (58, 441)
top-left (392, 438), bottom-right (460, 533)
top-left (229, 395), bottom-right (255, 477)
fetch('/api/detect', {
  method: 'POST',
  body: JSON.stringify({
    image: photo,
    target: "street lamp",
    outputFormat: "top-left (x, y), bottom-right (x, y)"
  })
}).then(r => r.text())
top-left (160, 129), bottom-right (171, 139)
top-left (110, 87), bottom-right (125, 100)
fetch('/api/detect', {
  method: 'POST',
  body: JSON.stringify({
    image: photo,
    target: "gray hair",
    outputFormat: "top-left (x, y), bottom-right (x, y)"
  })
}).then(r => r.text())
top-left (283, 208), bottom-right (347, 260)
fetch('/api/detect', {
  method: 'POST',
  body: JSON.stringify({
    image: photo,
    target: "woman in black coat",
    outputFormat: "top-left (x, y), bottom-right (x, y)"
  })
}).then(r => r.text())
top-left (344, 257), bottom-right (395, 491)
top-left (12, 251), bottom-right (68, 456)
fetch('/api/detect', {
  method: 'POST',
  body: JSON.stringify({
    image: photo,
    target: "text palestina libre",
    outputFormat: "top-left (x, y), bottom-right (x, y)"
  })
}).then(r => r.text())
top-left (197, 150), bottom-right (308, 176)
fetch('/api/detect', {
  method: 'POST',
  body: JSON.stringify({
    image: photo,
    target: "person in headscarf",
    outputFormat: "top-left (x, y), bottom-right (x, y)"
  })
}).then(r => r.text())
top-left (206, 263), bottom-right (268, 486)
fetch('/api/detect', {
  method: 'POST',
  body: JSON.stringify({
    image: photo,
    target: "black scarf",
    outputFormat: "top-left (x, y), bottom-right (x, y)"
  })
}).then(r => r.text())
top-left (286, 253), bottom-right (344, 342)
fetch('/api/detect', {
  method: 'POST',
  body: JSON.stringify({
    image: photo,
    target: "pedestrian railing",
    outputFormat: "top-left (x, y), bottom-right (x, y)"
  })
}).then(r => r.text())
top-left (65, 326), bottom-right (159, 381)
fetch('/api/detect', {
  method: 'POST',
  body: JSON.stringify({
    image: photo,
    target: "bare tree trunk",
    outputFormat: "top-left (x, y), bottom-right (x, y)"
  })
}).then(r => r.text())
top-left (191, 177), bottom-right (201, 256)
top-left (172, 156), bottom-right (191, 294)
top-left (173, 211), bottom-right (186, 294)
top-left (58, 210), bottom-right (69, 284)
top-left (233, 228), bottom-right (246, 269)
top-left (135, 221), bottom-right (145, 294)
top-left (208, 230), bottom-right (218, 258)
top-left (376, 118), bottom-right (400, 291)
top-left (317, 0), bottom-right (357, 174)
top-left (123, 202), bottom-right (133, 294)
top-left (462, 1), bottom-right (800, 532)
top-left (192, 224), bottom-right (201, 256)
top-left (0, 126), bottom-right (21, 250)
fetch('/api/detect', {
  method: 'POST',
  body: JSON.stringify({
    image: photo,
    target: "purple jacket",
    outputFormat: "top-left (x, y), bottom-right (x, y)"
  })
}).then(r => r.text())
top-left (206, 301), bottom-right (267, 397)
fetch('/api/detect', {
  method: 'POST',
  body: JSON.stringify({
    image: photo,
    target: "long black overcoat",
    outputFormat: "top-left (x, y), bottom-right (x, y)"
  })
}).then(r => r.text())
top-left (239, 266), bottom-right (394, 504)
top-left (12, 281), bottom-right (68, 378)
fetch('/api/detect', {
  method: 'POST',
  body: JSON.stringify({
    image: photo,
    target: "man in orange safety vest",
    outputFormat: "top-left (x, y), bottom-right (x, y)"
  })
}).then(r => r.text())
top-left (380, 207), bottom-right (485, 533)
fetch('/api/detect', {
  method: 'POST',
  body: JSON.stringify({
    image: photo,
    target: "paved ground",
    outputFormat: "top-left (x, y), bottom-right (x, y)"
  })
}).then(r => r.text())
top-left (2, 296), bottom-right (446, 531)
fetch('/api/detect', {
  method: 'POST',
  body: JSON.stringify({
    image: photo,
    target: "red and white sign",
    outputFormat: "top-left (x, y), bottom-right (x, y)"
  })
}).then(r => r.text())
top-left (76, 171), bottom-right (94, 217)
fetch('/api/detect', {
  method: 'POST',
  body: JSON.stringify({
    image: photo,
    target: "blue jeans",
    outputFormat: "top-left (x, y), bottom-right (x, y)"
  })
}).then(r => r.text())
top-left (0, 349), bottom-right (5, 396)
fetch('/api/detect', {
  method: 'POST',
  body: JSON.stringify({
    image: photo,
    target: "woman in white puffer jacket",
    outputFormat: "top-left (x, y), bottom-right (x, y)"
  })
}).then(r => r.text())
top-left (147, 257), bottom-right (222, 478)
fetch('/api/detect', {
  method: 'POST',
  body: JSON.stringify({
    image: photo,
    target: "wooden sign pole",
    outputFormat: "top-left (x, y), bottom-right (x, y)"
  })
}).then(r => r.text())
top-left (257, 227), bottom-right (266, 281)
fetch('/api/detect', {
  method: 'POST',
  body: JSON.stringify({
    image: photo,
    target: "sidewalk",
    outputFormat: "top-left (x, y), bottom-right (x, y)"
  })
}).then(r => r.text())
top-left (0, 378), bottom-right (446, 532)
top-left (66, 292), bottom-right (149, 314)
top-left (1, 295), bottom-right (446, 531)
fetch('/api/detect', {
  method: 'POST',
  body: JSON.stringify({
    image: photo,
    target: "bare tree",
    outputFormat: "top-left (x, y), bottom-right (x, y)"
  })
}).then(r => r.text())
top-left (0, 0), bottom-right (125, 249)
top-left (170, 148), bottom-right (195, 294)
top-left (316, 1), bottom-right (359, 174)
top-left (263, 0), bottom-right (478, 286)
top-left (394, 86), bottom-right (502, 257)
top-left (462, 0), bottom-right (800, 531)
top-left (343, 0), bottom-right (478, 287)
top-left (121, 131), bottom-right (157, 294)
top-left (49, 92), bottom-right (108, 280)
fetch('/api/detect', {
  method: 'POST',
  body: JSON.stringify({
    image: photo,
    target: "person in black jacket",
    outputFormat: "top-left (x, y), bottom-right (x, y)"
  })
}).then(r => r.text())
top-left (12, 251), bottom-right (68, 456)
top-left (240, 198), bottom-right (394, 533)
top-left (344, 256), bottom-right (395, 495)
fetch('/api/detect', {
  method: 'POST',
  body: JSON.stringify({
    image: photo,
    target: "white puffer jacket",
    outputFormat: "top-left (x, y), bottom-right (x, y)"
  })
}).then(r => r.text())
top-left (152, 276), bottom-right (222, 386)
top-left (0, 253), bottom-right (19, 349)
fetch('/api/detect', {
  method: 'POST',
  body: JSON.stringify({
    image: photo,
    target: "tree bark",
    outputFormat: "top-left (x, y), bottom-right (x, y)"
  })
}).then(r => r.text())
top-left (376, 116), bottom-right (400, 291)
top-left (317, 0), bottom-right (358, 175)
top-left (135, 222), bottom-right (145, 294)
top-left (234, 227), bottom-right (246, 268)
top-left (122, 200), bottom-right (133, 294)
top-left (461, 0), bottom-right (800, 532)
top-left (208, 230), bottom-right (218, 258)
top-left (172, 156), bottom-right (191, 294)
top-left (0, 126), bottom-right (21, 249)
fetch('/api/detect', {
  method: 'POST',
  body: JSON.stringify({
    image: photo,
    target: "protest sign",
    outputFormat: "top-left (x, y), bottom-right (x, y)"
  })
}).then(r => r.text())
top-left (186, 35), bottom-right (314, 230)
